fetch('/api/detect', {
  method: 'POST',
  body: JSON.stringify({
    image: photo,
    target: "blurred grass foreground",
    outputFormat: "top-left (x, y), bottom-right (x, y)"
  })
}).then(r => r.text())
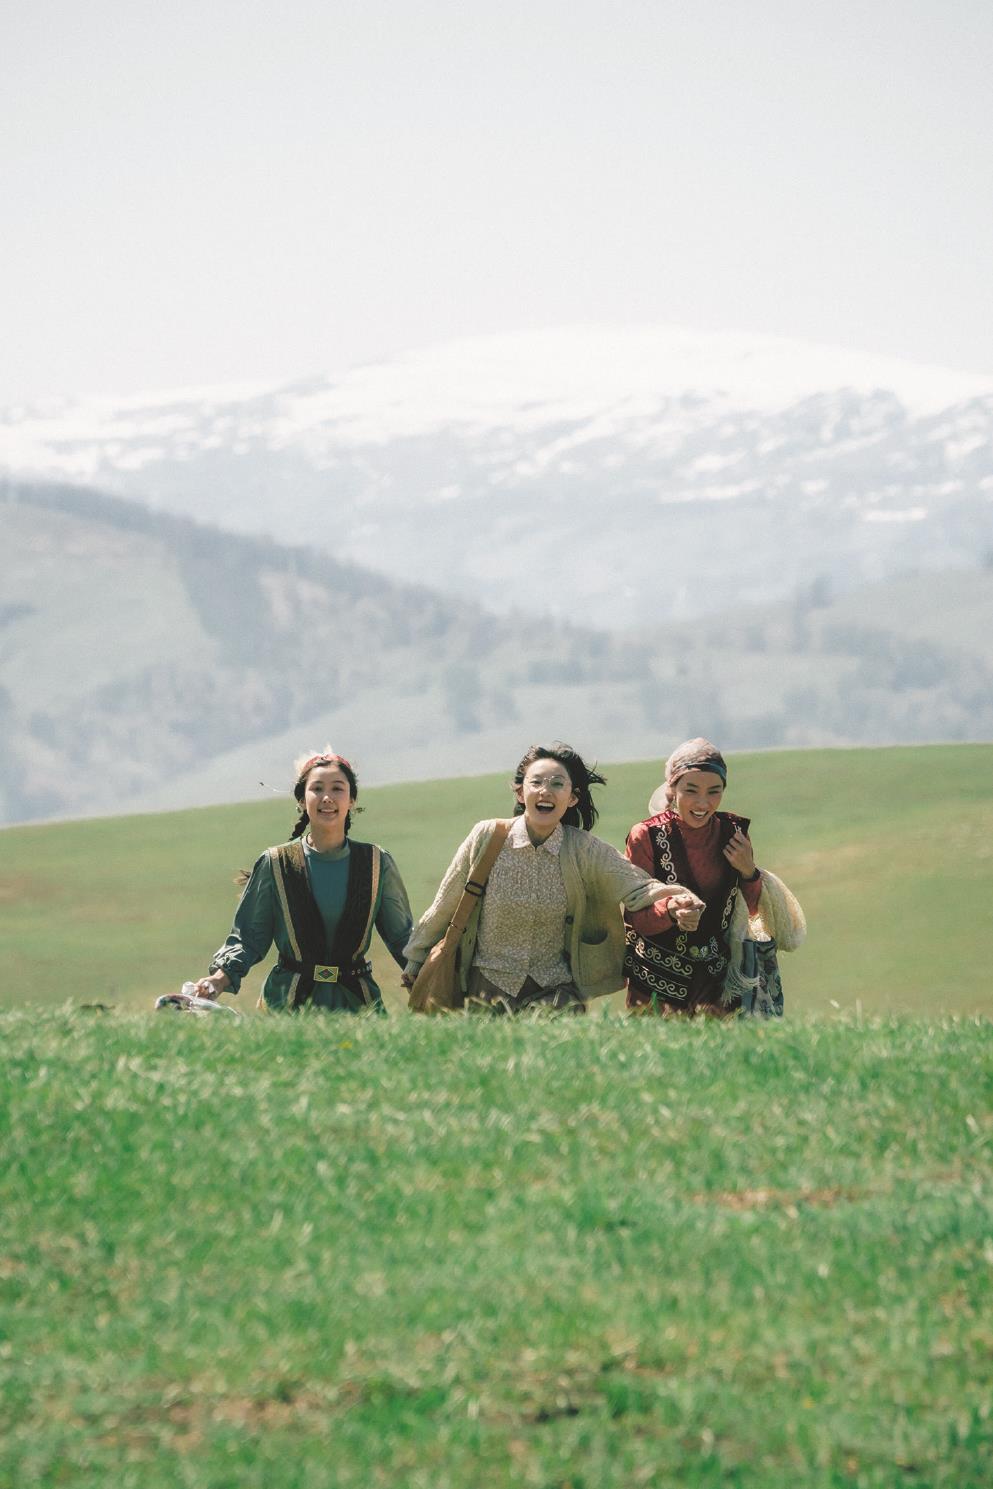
top-left (2, 744), bottom-right (992, 1484)
top-left (2, 1009), bottom-right (992, 1488)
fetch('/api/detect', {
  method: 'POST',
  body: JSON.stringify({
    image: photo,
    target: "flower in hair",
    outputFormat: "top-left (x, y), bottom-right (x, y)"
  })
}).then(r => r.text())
top-left (296, 750), bottom-right (352, 777)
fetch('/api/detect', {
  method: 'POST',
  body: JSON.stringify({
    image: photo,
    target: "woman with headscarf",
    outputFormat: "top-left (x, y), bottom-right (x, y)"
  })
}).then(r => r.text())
top-left (623, 738), bottom-right (769, 1017)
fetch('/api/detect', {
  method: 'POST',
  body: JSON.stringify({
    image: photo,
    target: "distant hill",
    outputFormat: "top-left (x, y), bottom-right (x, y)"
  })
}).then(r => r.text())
top-left (2, 325), bottom-right (992, 631)
top-left (3, 480), bottom-right (993, 825)
top-left (0, 481), bottom-right (666, 823)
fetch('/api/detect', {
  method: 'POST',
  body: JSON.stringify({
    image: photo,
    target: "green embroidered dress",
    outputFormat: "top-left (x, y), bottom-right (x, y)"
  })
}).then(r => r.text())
top-left (210, 837), bottom-right (413, 1011)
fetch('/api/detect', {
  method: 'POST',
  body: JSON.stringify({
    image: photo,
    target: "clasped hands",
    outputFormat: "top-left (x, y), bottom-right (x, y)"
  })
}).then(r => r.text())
top-left (667, 890), bottom-right (705, 932)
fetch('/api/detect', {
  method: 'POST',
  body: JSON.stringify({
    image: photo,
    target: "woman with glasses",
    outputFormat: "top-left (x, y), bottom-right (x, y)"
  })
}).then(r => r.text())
top-left (403, 742), bottom-right (700, 1014)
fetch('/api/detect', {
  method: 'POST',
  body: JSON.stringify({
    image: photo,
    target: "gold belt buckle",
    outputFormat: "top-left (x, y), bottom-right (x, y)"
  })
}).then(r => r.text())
top-left (313, 964), bottom-right (340, 983)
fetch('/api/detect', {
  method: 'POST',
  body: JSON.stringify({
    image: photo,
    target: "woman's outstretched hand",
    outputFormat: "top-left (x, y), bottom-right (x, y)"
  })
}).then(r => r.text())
top-left (192, 972), bottom-right (230, 1002)
top-left (723, 828), bottom-right (756, 879)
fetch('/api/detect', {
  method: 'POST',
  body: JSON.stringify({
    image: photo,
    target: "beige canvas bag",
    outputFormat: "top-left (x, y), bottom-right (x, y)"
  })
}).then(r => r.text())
top-left (408, 821), bottom-right (512, 1014)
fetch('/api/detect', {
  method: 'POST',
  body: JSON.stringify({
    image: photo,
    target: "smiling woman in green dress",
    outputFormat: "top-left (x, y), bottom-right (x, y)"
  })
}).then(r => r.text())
top-left (189, 751), bottom-right (413, 1012)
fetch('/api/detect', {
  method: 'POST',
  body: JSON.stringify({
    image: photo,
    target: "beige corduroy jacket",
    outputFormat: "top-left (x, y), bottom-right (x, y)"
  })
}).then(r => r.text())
top-left (404, 818), bottom-right (673, 1000)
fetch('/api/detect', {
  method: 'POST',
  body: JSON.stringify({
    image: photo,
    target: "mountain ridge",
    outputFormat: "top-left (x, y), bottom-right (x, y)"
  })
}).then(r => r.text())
top-left (3, 477), bottom-right (993, 826)
top-left (3, 325), bottom-right (991, 632)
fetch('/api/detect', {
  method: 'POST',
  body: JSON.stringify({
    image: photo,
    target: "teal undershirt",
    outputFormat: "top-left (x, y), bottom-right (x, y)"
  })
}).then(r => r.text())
top-left (302, 838), bottom-right (352, 950)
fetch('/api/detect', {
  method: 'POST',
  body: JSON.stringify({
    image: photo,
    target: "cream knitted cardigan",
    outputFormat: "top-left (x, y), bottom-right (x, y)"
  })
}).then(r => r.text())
top-left (404, 818), bottom-right (673, 1001)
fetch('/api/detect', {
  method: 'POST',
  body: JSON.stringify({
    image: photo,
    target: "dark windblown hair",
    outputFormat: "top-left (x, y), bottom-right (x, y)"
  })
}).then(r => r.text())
top-left (290, 753), bottom-right (360, 840)
top-left (513, 742), bottom-right (606, 831)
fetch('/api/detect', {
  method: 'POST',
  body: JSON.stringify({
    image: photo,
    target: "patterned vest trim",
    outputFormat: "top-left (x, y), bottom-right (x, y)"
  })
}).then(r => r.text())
top-left (623, 811), bottom-right (748, 1006)
top-left (268, 840), bottom-right (380, 1009)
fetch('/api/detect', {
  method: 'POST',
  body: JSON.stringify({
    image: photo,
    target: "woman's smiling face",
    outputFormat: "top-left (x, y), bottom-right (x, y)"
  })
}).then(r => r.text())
top-left (515, 757), bottom-right (578, 838)
top-left (303, 764), bottom-right (354, 835)
top-left (671, 768), bottom-right (725, 828)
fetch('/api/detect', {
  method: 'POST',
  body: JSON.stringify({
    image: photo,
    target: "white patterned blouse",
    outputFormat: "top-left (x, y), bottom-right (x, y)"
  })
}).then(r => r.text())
top-left (473, 815), bottom-right (571, 995)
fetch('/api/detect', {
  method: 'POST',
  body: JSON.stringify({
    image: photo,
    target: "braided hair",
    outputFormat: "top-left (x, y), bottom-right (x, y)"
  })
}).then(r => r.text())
top-left (234, 751), bottom-right (360, 887)
top-left (290, 752), bottom-right (360, 840)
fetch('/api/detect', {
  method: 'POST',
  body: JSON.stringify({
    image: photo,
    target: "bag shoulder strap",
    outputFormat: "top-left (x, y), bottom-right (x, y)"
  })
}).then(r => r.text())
top-left (447, 819), bottom-right (512, 937)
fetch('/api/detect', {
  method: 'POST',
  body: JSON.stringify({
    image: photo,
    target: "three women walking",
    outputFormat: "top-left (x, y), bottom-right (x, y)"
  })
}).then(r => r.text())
top-left (186, 736), bottom-right (802, 1016)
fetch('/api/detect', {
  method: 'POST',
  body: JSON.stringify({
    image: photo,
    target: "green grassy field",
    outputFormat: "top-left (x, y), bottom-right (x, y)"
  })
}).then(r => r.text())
top-left (2, 1011), bottom-right (991, 1488)
top-left (3, 746), bottom-right (992, 1485)
top-left (2, 744), bottom-right (992, 1015)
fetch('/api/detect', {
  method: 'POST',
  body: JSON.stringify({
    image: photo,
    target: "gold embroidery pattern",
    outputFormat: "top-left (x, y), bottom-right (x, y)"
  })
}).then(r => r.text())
top-left (268, 847), bottom-right (303, 1011)
top-left (355, 845), bottom-right (381, 955)
top-left (697, 936), bottom-right (728, 975)
top-left (650, 824), bottom-right (679, 884)
top-left (626, 818), bottom-right (730, 1004)
top-left (625, 929), bottom-right (693, 978)
top-left (630, 965), bottom-right (689, 1002)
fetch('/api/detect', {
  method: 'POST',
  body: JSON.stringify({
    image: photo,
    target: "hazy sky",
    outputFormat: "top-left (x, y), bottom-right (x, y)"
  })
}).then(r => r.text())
top-left (4, 0), bottom-right (992, 403)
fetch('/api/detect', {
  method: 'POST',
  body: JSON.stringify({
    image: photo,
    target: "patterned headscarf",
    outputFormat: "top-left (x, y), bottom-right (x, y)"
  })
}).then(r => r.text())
top-left (649, 738), bottom-right (727, 814)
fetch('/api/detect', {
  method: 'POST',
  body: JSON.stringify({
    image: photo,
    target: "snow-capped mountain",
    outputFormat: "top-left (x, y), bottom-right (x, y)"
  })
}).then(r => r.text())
top-left (3, 325), bottom-right (992, 629)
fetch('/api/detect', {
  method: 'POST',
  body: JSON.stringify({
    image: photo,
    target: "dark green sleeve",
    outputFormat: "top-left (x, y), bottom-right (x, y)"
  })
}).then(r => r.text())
top-left (375, 851), bottom-right (415, 968)
top-left (209, 852), bottom-right (277, 994)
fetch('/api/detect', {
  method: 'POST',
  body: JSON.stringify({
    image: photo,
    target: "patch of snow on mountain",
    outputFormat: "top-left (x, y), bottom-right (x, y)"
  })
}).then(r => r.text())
top-left (3, 326), bottom-right (992, 483)
top-left (269, 327), bottom-right (993, 449)
top-left (862, 507), bottom-right (928, 522)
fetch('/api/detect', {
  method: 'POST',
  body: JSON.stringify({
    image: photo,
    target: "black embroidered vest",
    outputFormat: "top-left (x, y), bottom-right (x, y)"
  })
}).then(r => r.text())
top-left (623, 811), bottom-right (748, 1007)
top-left (268, 839), bottom-right (379, 1007)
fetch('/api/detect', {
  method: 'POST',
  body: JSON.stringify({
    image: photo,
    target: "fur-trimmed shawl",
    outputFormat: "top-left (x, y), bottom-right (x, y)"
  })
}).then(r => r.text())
top-left (722, 869), bottom-right (806, 1005)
